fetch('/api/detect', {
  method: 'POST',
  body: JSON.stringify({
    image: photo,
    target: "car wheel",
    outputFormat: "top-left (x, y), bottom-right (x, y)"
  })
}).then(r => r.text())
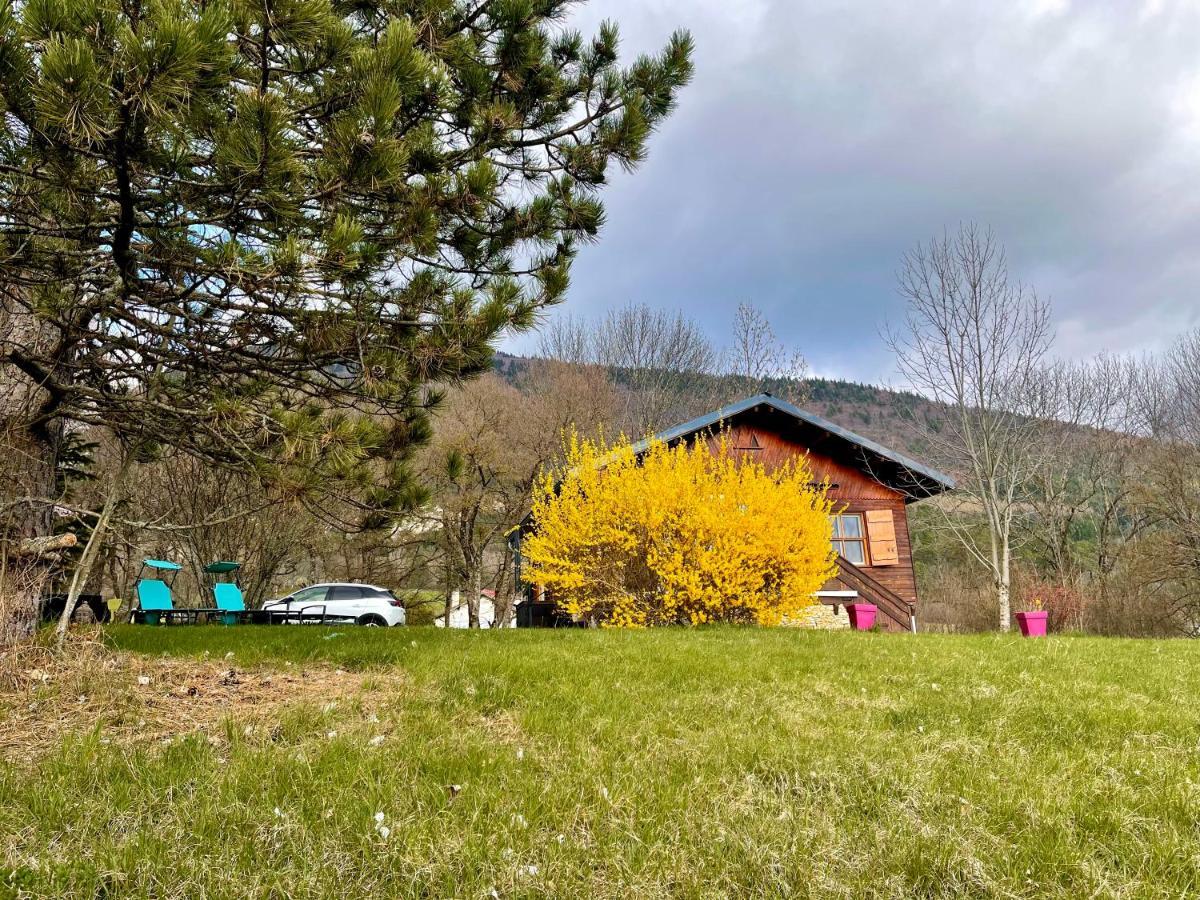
top-left (357, 614), bottom-right (388, 627)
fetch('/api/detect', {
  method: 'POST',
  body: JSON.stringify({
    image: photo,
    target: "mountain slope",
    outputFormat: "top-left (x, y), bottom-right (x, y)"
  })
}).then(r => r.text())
top-left (494, 352), bottom-right (942, 459)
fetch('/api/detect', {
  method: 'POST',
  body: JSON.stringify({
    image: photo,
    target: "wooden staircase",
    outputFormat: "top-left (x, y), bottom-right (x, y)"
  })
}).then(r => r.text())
top-left (828, 554), bottom-right (915, 632)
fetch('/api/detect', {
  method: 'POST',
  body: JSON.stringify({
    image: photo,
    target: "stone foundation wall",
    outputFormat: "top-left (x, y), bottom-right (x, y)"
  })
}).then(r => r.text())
top-left (785, 602), bottom-right (850, 630)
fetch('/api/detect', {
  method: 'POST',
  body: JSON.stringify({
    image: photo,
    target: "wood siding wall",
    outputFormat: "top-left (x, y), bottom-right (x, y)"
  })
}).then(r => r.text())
top-left (704, 423), bottom-right (921, 607)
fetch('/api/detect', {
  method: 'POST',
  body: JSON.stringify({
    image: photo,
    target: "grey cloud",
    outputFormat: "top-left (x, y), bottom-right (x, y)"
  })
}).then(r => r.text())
top-left (506, 1), bottom-right (1200, 383)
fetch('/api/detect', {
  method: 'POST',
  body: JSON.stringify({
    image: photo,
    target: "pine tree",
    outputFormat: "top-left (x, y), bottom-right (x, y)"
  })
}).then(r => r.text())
top-left (0, 0), bottom-right (692, 640)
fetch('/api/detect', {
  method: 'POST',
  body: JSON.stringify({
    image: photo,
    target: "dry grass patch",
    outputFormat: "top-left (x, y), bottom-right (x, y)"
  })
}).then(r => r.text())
top-left (0, 633), bottom-right (407, 761)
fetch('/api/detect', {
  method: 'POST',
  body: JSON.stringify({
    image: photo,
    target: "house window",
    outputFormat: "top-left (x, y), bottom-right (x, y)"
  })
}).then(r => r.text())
top-left (831, 514), bottom-right (867, 565)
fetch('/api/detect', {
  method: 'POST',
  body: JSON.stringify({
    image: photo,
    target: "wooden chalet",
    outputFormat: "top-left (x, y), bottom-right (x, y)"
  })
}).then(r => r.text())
top-left (513, 394), bottom-right (954, 632)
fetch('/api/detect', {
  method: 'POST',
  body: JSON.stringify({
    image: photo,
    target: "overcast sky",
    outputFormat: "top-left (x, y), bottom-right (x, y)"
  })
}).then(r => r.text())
top-left (503, 0), bottom-right (1200, 384)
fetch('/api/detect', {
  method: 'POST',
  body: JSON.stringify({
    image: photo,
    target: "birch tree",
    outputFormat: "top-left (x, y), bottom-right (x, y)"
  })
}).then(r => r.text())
top-left (888, 224), bottom-right (1052, 631)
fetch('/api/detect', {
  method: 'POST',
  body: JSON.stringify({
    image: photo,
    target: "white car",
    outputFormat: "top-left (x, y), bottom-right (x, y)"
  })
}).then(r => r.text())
top-left (263, 583), bottom-right (406, 627)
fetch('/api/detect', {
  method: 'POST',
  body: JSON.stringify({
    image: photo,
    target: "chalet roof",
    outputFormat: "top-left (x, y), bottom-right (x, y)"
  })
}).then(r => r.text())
top-left (630, 393), bottom-right (955, 500)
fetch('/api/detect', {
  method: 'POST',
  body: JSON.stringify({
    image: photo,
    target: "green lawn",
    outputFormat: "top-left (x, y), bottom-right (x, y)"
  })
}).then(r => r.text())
top-left (3, 626), bottom-right (1200, 898)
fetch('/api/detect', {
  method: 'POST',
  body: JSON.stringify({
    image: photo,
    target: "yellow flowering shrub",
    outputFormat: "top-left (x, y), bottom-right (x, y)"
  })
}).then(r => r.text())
top-left (521, 433), bottom-right (837, 627)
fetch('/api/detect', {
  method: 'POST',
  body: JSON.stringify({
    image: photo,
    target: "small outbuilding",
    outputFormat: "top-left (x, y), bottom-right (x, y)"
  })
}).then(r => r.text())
top-left (435, 589), bottom-right (515, 629)
top-left (512, 393), bottom-right (954, 631)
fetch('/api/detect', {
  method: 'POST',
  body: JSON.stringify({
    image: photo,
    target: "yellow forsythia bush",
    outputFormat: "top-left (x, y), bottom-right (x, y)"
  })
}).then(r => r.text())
top-left (521, 433), bottom-right (838, 627)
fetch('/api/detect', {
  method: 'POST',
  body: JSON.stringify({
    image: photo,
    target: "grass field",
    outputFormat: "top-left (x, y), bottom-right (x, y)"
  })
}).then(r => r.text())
top-left (3, 626), bottom-right (1200, 898)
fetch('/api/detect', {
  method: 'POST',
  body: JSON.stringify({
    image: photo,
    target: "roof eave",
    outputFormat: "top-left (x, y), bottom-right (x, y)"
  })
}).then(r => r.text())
top-left (633, 393), bottom-right (956, 497)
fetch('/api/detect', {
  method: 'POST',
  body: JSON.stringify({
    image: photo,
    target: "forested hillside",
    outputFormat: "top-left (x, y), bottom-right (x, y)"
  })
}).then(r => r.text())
top-left (496, 351), bottom-right (942, 456)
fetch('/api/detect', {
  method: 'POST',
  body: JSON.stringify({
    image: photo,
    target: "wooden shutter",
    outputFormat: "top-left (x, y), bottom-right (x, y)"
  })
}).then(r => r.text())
top-left (865, 509), bottom-right (899, 566)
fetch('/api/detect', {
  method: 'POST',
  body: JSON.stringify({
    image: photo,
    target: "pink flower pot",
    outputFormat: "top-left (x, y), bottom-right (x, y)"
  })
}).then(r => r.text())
top-left (1015, 610), bottom-right (1048, 637)
top-left (847, 603), bottom-right (877, 631)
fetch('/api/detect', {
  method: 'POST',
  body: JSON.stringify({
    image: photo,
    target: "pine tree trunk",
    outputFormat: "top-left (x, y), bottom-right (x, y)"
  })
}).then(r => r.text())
top-left (0, 427), bottom-right (62, 649)
top-left (1, 568), bottom-right (49, 648)
top-left (4, 431), bottom-right (60, 540)
top-left (0, 305), bottom-right (66, 647)
top-left (0, 448), bottom-right (56, 648)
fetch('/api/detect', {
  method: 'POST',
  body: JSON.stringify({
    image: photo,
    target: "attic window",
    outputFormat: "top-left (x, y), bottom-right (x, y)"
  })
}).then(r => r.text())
top-left (734, 433), bottom-right (762, 451)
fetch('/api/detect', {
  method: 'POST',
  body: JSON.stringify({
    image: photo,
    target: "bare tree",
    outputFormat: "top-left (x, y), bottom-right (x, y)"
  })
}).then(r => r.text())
top-left (724, 301), bottom-right (809, 401)
top-left (1023, 357), bottom-right (1148, 591)
top-left (421, 363), bottom-right (619, 627)
top-left (598, 304), bottom-right (718, 431)
top-left (539, 302), bottom-right (720, 434)
top-left (1128, 330), bottom-right (1200, 630)
top-left (423, 376), bottom-right (533, 628)
top-left (537, 315), bottom-right (593, 367)
top-left (129, 456), bottom-right (317, 607)
top-left (888, 224), bottom-right (1053, 631)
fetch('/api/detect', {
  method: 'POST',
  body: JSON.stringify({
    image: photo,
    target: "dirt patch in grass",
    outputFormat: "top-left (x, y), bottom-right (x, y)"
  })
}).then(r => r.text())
top-left (0, 635), bottom-right (407, 761)
top-left (477, 709), bottom-right (524, 745)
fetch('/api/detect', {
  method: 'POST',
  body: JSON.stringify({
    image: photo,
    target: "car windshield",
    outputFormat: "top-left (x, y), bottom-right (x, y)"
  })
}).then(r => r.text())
top-left (290, 587), bottom-right (327, 604)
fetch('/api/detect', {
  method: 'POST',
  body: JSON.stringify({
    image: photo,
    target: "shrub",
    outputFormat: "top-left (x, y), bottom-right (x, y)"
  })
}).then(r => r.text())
top-left (399, 591), bottom-right (444, 627)
top-left (914, 564), bottom-right (996, 633)
top-left (1019, 579), bottom-right (1088, 633)
top-left (521, 434), bottom-right (837, 627)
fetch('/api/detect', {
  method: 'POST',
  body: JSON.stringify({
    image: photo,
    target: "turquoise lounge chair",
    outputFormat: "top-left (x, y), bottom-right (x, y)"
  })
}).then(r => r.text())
top-left (133, 559), bottom-right (184, 625)
top-left (205, 561), bottom-right (246, 625)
